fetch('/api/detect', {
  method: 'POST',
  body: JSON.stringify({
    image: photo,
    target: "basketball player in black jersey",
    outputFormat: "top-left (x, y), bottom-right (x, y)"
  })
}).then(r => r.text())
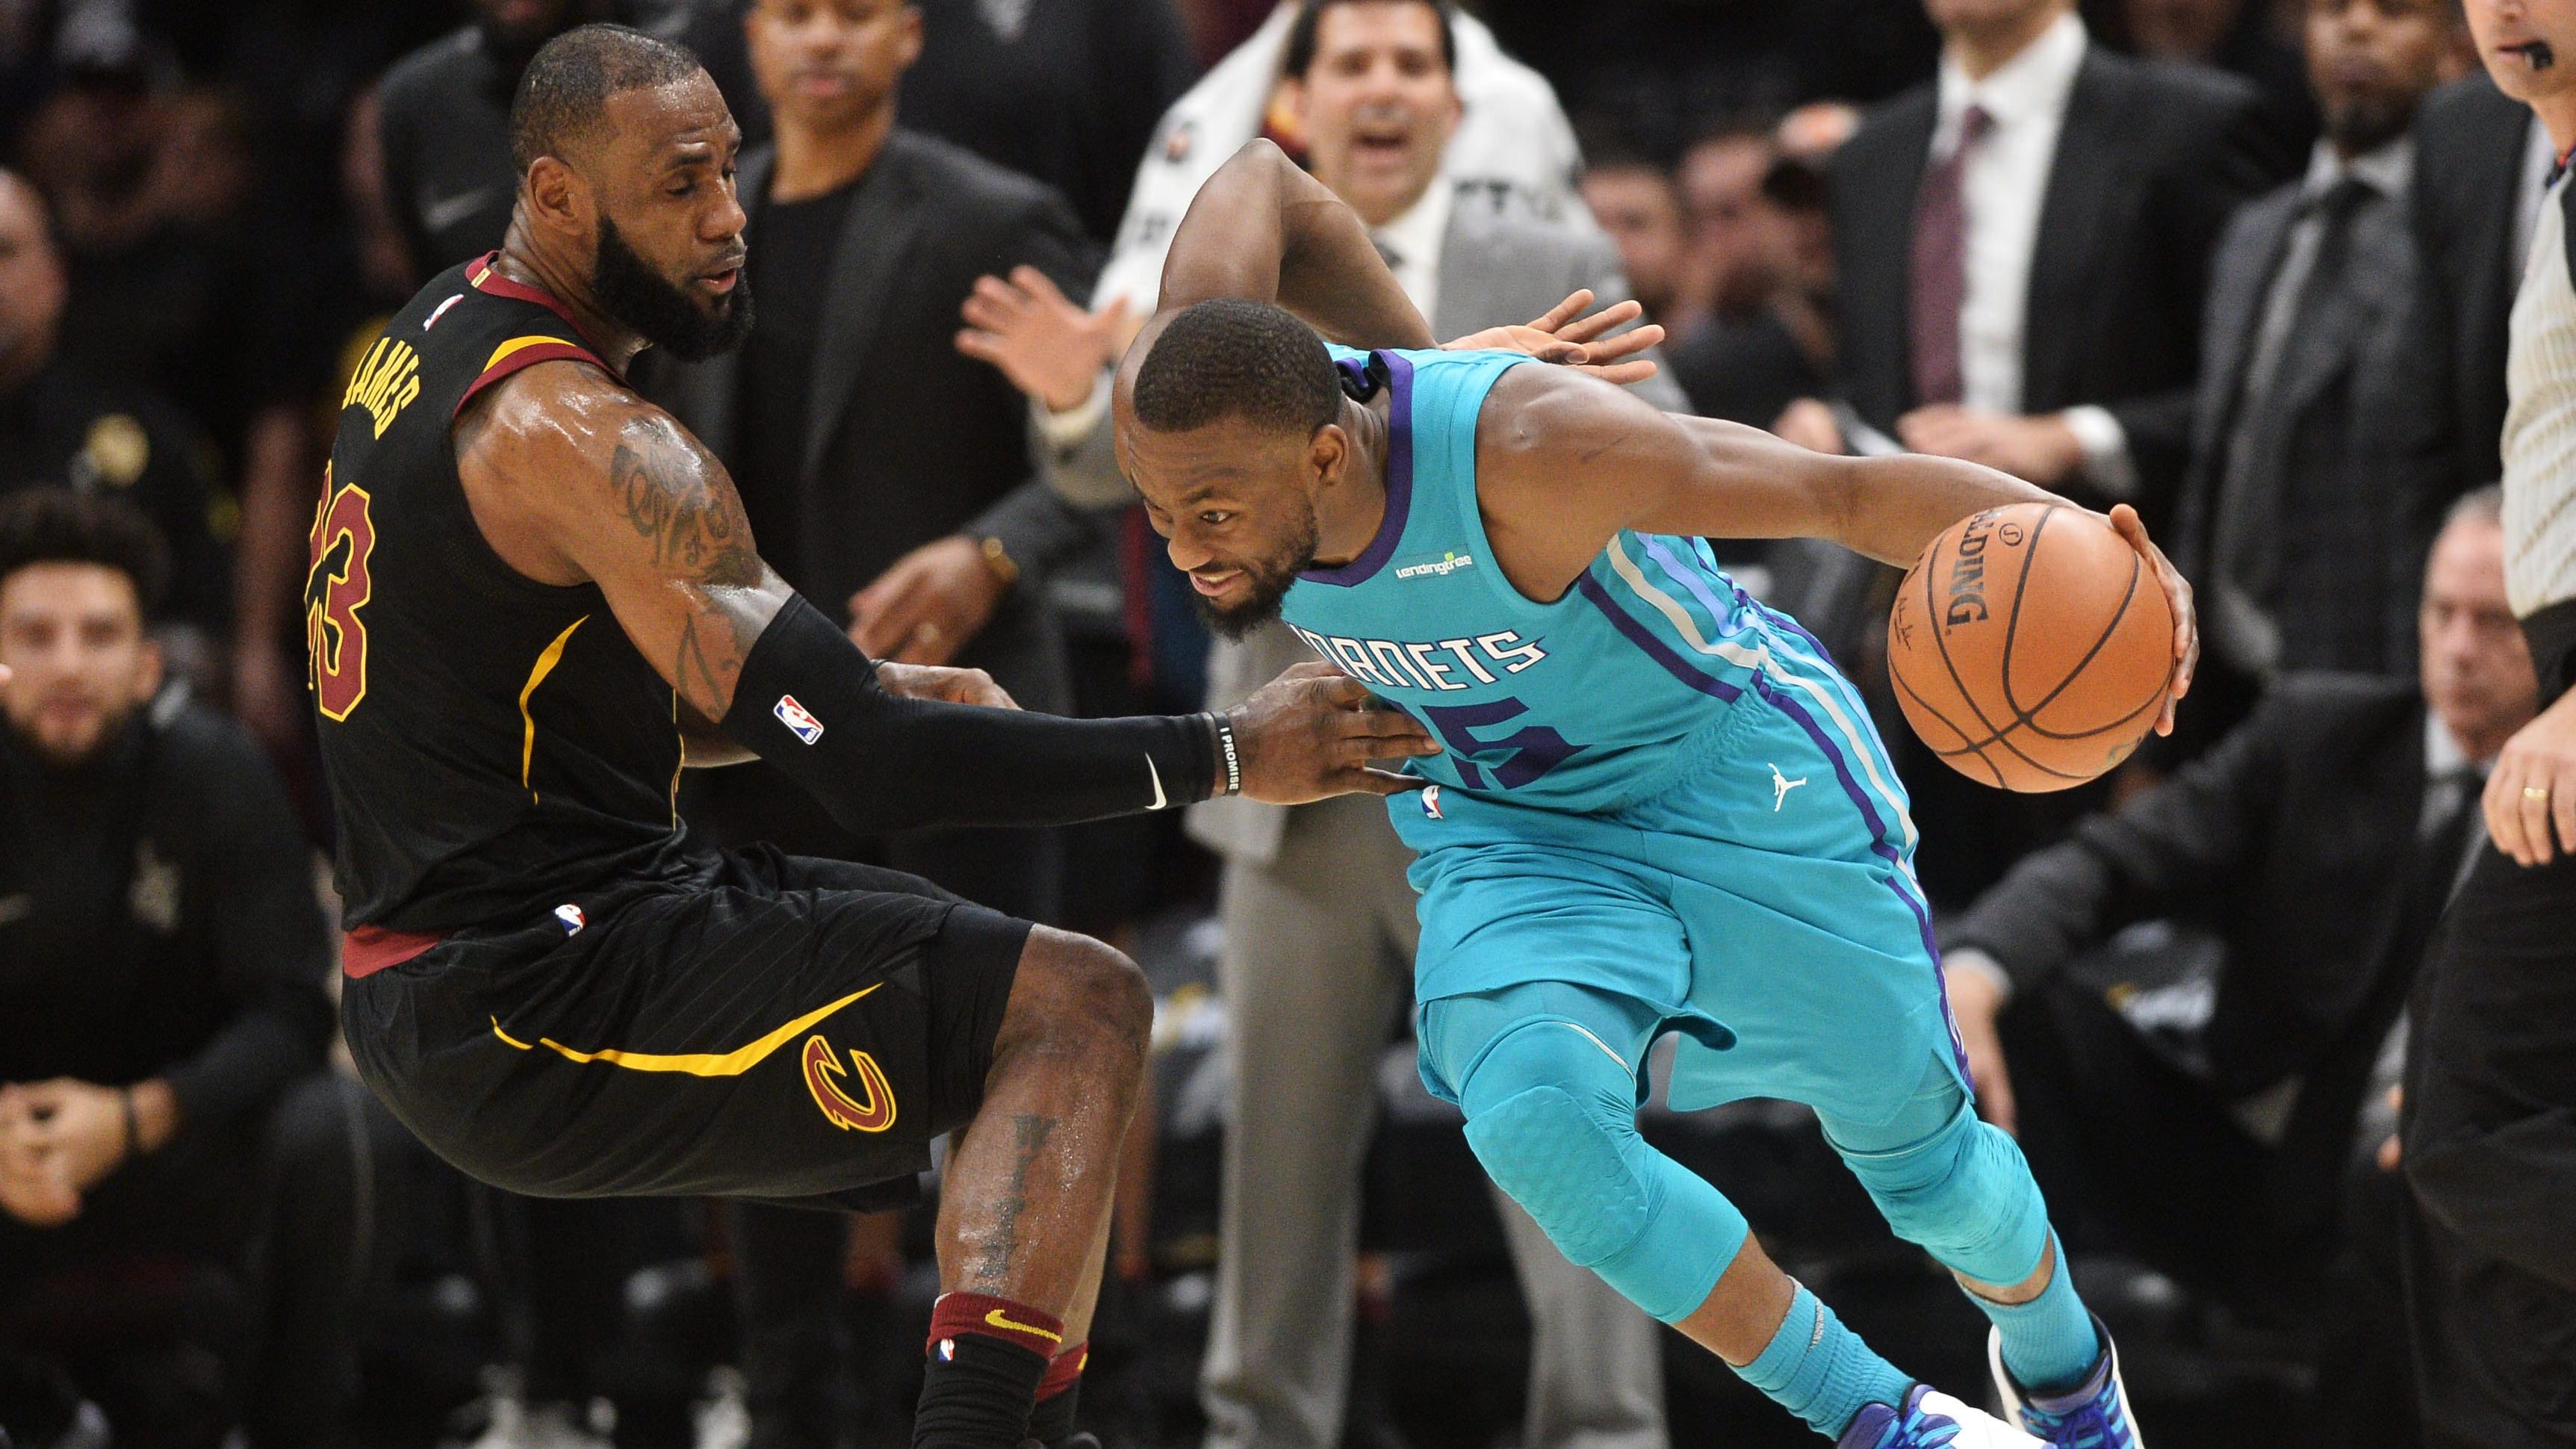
top-left (306, 26), bottom-right (1469, 1449)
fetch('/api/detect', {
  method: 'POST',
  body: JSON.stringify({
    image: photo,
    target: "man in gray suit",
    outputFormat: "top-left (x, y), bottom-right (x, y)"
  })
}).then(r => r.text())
top-left (2169, 0), bottom-right (2465, 744)
top-left (958, 5), bottom-right (1677, 1449)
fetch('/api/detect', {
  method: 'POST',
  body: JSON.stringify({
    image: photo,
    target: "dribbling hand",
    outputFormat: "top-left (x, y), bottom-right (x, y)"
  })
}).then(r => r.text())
top-left (1228, 661), bottom-right (1439, 804)
top-left (2105, 503), bottom-right (2196, 736)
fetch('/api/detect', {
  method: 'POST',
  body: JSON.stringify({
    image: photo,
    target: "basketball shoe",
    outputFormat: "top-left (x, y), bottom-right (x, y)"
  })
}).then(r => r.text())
top-left (1987, 1318), bottom-right (2142, 1448)
top-left (1835, 1385), bottom-right (2044, 1448)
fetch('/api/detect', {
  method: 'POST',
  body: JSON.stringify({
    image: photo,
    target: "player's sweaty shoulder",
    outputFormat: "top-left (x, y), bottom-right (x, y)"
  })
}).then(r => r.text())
top-left (1471, 362), bottom-right (1660, 581)
top-left (454, 357), bottom-right (707, 587)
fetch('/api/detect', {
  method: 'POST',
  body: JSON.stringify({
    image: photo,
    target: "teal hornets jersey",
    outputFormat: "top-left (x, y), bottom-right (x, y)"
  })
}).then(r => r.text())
top-left (1281, 347), bottom-right (1911, 840)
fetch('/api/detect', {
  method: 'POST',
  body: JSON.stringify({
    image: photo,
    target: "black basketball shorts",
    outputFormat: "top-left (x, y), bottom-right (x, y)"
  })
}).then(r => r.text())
top-left (342, 844), bottom-right (1031, 1211)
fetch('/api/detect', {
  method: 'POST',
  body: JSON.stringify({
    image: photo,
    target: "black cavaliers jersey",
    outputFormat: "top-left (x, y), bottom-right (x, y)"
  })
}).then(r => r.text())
top-left (311, 254), bottom-right (690, 934)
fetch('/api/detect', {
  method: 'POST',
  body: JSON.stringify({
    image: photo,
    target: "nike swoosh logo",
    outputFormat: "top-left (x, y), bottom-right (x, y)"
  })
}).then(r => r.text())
top-left (984, 1308), bottom-right (1064, 1344)
top-left (1146, 755), bottom-right (1167, 810)
top-left (422, 187), bottom-right (495, 233)
top-left (0, 893), bottom-right (28, 927)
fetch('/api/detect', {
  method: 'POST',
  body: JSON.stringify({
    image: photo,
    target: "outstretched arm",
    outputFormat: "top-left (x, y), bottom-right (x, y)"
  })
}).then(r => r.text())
top-left (1474, 364), bottom-right (2197, 729)
top-left (456, 364), bottom-right (1436, 825)
top-left (1155, 139), bottom-right (1433, 348)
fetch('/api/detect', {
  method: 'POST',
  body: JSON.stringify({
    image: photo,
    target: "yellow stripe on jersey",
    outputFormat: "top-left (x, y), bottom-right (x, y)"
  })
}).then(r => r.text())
top-left (484, 335), bottom-right (577, 373)
top-left (488, 984), bottom-right (883, 1076)
top-left (518, 615), bottom-right (588, 799)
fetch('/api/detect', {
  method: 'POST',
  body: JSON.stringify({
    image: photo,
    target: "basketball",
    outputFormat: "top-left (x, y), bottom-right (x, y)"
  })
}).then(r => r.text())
top-left (1886, 502), bottom-right (2173, 792)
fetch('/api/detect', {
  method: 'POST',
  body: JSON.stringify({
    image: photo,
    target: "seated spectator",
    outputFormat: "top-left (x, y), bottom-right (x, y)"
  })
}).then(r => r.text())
top-left (1577, 146), bottom-right (1688, 328)
top-left (2173, 0), bottom-right (2465, 745)
top-left (1670, 120), bottom-right (1780, 340)
top-left (0, 172), bottom-right (226, 644)
top-left (1937, 488), bottom-right (2531, 1425)
top-left (0, 491), bottom-right (385, 1449)
top-left (1666, 125), bottom-right (1840, 431)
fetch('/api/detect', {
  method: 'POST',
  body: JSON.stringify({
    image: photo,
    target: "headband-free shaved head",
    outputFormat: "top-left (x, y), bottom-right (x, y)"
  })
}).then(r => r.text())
top-left (1131, 299), bottom-right (1344, 439)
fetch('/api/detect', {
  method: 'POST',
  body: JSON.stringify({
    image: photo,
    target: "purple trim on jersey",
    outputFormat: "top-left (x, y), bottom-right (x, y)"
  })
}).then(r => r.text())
top-left (1754, 601), bottom-right (1845, 673)
top-left (1300, 350), bottom-right (1416, 587)
top-left (1640, 535), bottom-right (1746, 634)
top-left (1574, 572), bottom-right (1742, 701)
top-left (1749, 671), bottom-right (1897, 862)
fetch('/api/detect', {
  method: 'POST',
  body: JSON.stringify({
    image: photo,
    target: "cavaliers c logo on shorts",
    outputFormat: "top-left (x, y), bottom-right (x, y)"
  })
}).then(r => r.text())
top-left (802, 1034), bottom-right (897, 1132)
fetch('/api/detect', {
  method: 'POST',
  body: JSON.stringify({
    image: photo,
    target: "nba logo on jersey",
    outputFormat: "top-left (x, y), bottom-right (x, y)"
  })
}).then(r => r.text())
top-left (554, 903), bottom-right (586, 935)
top-left (1421, 785), bottom-right (1444, 819)
top-left (775, 694), bottom-right (825, 744)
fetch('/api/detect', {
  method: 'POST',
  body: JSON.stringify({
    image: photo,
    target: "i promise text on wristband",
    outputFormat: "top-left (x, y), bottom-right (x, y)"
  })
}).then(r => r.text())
top-left (1208, 713), bottom-right (1242, 797)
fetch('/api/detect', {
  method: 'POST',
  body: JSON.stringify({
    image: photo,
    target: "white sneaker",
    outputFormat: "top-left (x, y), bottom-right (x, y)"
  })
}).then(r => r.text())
top-left (1987, 1317), bottom-right (2144, 1449)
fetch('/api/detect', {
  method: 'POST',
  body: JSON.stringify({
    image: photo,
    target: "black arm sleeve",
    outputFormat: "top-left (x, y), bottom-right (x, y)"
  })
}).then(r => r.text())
top-left (721, 592), bottom-right (1219, 832)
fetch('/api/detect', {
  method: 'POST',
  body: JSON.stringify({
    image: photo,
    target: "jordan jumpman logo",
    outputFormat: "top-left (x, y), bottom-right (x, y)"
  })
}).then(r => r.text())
top-left (1770, 763), bottom-right (1808, 811)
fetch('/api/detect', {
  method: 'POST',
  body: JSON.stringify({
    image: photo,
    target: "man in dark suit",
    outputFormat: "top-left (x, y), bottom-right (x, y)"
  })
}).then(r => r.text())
top-left (1939, 491), bottom-right (2534, 1431)
top-left (2173, 0), bottom-right (2464, 728)
top-left (2403, 69), bottom-right (2549, 508)
top-left (1787, 0), bottom-right (2281, 527)
top-left (1775, 0), bottom-right (2283, 907)
top-left (643, 3), bottom-right (1102, 1445)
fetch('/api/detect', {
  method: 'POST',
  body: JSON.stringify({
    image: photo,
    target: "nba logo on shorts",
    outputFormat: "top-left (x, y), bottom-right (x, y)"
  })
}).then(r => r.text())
top-left (1421, 785), bottom-right (1444, 820)
top-left (554, 903), bottom-right (586, 935)
top-left (775, 694), bottom-right (825, 745)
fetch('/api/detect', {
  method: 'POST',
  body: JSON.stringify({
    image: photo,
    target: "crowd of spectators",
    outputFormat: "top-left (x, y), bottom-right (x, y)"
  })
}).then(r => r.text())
top-left (0, 0), bottom-right (2548, 1448)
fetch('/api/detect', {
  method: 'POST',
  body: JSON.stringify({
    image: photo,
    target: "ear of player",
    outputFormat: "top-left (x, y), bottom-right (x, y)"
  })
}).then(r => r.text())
top-left (1225, 660), bottom-right (1441, 804)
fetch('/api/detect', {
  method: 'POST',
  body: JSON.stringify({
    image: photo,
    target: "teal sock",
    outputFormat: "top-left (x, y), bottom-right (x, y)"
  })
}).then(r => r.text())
top-left (1736, 1283), bottom-right (1912, 1439)
top-left (1972, 1235), bottom-right (2101, 1394)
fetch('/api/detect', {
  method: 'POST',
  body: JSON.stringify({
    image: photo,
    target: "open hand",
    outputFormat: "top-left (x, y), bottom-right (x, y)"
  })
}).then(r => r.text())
top-left (2105, 503), bottom-right (2195, 736)
top-left (2484, 687), bottom-right (2576, 865)
top-left (956, 266), bottom-right (1130, 413)
top-left (1229, 661), bottom-right (1439, 803)
top-left (1444, 289), bottom-right (1665, 386)
top-left (849, 535), bottom-right (1008, 666)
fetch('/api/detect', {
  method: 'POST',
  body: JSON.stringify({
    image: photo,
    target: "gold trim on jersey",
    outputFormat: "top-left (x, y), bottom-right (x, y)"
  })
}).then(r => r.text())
top-left (488, 984), bottom-right (883, 1077)
top-left (484, 334), bottom-right (577, 374)
top-left (518, 615), bottom-right (589, 800)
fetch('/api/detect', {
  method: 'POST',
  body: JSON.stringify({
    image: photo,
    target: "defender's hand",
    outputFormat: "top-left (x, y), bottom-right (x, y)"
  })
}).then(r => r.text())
top-left (2485, 687), bottom-right (2576, 866)
top-left (849, 535), bottom-right (1008, 666)
top-left (1228, 662), bottom-right (1438, 803)
top-left (2103, 503), bottom-right (2194, 736)
top-left (956, 266), bottom-right (1129, 413)
top-left (1444, 289), bottom-right (1665, 386)
top-left (875, 660), bottom-right (1018, 710)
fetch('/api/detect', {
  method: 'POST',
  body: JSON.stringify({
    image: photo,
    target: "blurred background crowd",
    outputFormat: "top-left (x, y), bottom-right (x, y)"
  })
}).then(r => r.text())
top-left (0, 0), bottom-right (2542, 1446)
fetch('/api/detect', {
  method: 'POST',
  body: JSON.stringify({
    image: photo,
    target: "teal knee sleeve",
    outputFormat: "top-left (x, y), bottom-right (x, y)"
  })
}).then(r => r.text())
top-left (1833, 1099), bottom-right (2049, 1286)
top-left (1459, 1024), bottom-right (1746, 1323)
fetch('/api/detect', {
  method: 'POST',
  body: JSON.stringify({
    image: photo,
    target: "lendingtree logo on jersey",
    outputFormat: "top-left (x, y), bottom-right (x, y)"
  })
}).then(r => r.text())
top-left (341, 336), bottom-right (423, 439)
top-left (304, 464), bottom-right (377, 722)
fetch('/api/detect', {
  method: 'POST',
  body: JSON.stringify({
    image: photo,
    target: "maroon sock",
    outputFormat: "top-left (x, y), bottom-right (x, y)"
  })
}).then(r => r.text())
top-left (914, 1294), bottom-right (1063, 1449)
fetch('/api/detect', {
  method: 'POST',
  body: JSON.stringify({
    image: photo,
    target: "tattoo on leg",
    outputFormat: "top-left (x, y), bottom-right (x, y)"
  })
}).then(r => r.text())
top-left (972, 1114), bottom-right (1060, 1284)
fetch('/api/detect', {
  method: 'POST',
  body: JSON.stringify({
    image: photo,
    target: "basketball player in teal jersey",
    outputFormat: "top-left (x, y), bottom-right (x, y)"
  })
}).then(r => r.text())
top-left (1111, 141), bottom-right (2198, 1449)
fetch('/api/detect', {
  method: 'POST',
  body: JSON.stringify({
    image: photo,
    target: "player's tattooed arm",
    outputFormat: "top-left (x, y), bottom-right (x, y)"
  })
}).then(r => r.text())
top-left (455, 361), bottom-right (796, 727)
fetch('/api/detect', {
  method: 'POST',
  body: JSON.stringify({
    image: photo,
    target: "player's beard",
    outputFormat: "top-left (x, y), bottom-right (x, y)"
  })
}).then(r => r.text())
top-left (1194, 506), bottom-right (1320, 642)
top-left (594, 215), bottom-right (755, 362)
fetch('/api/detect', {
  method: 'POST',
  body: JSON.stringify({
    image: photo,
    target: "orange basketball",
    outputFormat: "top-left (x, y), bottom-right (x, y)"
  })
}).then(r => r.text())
top-left (1886, 502), bottom-right (2173, 792)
